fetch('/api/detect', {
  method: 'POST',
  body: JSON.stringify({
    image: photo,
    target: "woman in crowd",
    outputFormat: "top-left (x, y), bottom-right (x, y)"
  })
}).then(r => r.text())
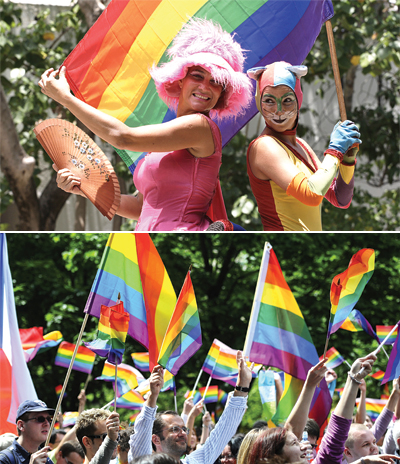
top-left (39, 19), bottom-right (252, 231)
top-left (246, 61), bottom-right (361, 231)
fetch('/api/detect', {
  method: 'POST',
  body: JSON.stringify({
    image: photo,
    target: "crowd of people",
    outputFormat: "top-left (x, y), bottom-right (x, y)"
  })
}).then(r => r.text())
top-left (1, 351), bottom-right (399, 464)
top-left (38, 18), bottom-right (361, 232)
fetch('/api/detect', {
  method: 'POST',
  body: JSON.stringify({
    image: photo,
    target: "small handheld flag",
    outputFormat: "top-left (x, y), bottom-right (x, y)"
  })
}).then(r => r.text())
top-left (55, 341), bottom-right (96, 374)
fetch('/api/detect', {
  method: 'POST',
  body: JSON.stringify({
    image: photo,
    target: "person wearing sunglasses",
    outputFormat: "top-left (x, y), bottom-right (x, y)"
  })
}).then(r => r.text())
top-left (0, 399), bottom-right (55, 464)
top-left (75, 409), bottom-right (120, 464)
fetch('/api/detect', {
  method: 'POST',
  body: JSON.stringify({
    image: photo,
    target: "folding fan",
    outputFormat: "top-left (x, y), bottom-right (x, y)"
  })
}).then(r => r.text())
top-left (34, 119), bottom-right (121, 220)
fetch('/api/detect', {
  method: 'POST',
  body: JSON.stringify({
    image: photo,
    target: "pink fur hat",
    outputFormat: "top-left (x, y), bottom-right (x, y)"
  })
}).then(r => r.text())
top-left (150, 18), bottom-right (253, 120)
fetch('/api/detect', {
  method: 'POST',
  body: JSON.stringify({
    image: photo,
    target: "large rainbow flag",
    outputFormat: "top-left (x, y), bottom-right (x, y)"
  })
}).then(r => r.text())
top-left (55, 341), bottom-right (96, 374)
top-left (96, 360), bottom-right (145, 397)
top-left (328, 249), bottom-right (375, 336)
top-left (158, 269), bottom-right (202, 375)
top-left (85, 301), bottom-right (130, 365)
top-left (243, 242), bottom-right (332, 427)
top-left (84, 233), bottom-right (176, 370)
top-left (63, 0), bottom-right (333, 174)
top-left (19, 327), bottom-right (63, 362)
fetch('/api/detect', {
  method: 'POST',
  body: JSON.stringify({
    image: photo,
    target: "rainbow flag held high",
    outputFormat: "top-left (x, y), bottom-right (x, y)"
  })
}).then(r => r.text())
top-left (355, 397), bottom-right (386, 421)
top-left (96, 360), bottom-right (145, 397)
top-left (199, 385), bottom-right (218, 404)
top-left (63, 0), bottom-right (333, 175)
top-left (321, 347), bottom-right (345, 369)
top-left (201, 339), bottom-right (239, 387)
top-left (116, 389), bottom-right (145, 410)
top-left (63, 411), bottom-right (79, 427)
top-left (371, 370), bottom-right (385, 380)
top-left (340, 309), bottom-right (379, 343)
top-left (328, 249), bottom-right (375, 336)
top-left (136, 368), bottom-right (175, 395)
top-left (55, 385), bottom-right (66, 398)
top-left (20, 327), bottom-right (63, 362)
top-left (158, 269), bottom-right (202, 375)
top-left (84, 233), bottom-right (177, 371)
top-left (376, 325), bottom-right (398, 345)
top-left (131, 352), bottom-right (150, 372)
top-left (218, 389), bottom-right (228, 405)
top-left (55, 341), bottom-right (96, 374)
top-left (86, 301), bottom-right (130, 365)
top-left (243, 242), bottom-right (332, 427)
top-left (382, 327), bottom-right (400, 385)
top-left (185, 389), bottom-right (202, 404)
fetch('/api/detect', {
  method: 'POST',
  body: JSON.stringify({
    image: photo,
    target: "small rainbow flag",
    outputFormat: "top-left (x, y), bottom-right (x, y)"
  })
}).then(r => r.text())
top-left (129, 411), bottom-right (140, 424)
top-left (55, 341), bottom-right (95, 374)
top-left (55, 385), bottom-right (66, 398)
top-left (63, 411), bottom-right (79, 427)
top-left (185, 389), bottom-right (201, 404)
top-left (382, 327), bottom-right (400, 385)
top-left (376, 325), bottom-right (398, 345)
top-left (320, 347), bottom-right (345, 369)
top-left (199, 385), bottom-right (218, 404)
top-left (20, 327), bottom-right (63, 362)
top-left (116, 389), bottom-right (145, 410)
top-left (328, 249), bottom-right (375, 336)
top-left (381, 383), bottom-right (390, 400)
top-left (355, 398), bottom-right (386, 421)
top-left (131, 352), bottom-right (150, 372)
top-left (201, 339), bottom-right (239, 387)
top-left (85, 233), bottom-right (176, 371)
top-left (63, 0), bottom-right (333, 175)
top-left (96, 360), bottom-right (145, 397)
top-left (218, 389), bottom-right (228, 405)
top-left (136, 368), bottom-right (175, 395)
top-left (371, 370), bottom-right (385, 380)
top-left (340, 309), bottom-right (379, 343)
top-left (85, 301), bottom-right (130, 365)
top-left (158, 269), bottom-right (202, 375)
top-left (335, 387), bottom-right (344, 398)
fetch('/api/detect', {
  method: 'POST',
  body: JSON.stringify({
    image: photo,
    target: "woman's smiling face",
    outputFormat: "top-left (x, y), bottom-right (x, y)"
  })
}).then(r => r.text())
top-left (282, 431), bottom-right (308, 464)
top-left (261, 84), bottom-right (298, 132)
top-left (178, 66), bottom-right (223, 115)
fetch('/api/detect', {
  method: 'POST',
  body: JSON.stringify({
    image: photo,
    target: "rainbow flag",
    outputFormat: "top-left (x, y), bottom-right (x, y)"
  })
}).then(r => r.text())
top-left (20, 327), bottom-right (63, 362)
top-left (84, 233), bottom-right (176, 371)
top-left (218, 389), bottom-right (228, 405)
top-left (201, 339), bottom-right (239, 387)
top-left (381, 383), bottom-right (390, 400)
top-left (371, 370), bottom-right (385, 380)
top-left (355, 398), bottom-right (386, 421)
top-left (129, 411), bottom-right (140, 424)
top-left (382, 327), bottom-right (400, 385)
top-left (158, 269), bottom-right (202, 375)
top-left (63, 411), bottom-right (79, 427)
top-left (259, 369), bottom-right (276, 421)
top-left (340, 309), bottom-right (379, 343)
top-left (335, 387), bottom-right (344, 398)
top-left (96, 360), bottom-right (145, 397)
top-left (63, 0), bottom-right (333, 174)
top-left (376, 325), bottom-right (398, 344)
top-left (116, 389), bottom-right (145, 410)
top-left (199, 385), bottom-right (218, 404)
top-left (86, 301), bottom-right (130, 365)
top-left (321, 347), bottom-right (345, 369)
top-left (328, 249), bottom-right (375, 336)
top-left (55, 385), bottom-right (66, 398)
top-left (243, 242), bottom-right (332, 427)
top-left (185, 389), bottom-right (202, 404)
top-left (55, 341), bottom-right (96, 374)
top-left (136, 368), bottom-right (175, 395)
top-left (131, 352), bottom-right (150, 372)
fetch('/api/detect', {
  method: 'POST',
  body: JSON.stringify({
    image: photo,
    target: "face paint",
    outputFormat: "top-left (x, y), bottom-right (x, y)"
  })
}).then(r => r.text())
top-left (260, 85), bottom-right (298, 132)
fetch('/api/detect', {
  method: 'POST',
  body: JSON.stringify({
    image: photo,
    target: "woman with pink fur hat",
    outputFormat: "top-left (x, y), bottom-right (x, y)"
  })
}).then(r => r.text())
top-left (39, 19), bottom-right (252, 231)
top-left (246, 61), bottom-right (361, 231)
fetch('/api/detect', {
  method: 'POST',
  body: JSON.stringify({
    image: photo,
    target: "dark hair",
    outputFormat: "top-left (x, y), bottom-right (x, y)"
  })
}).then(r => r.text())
top-left (304, 419), bottom-right (320, 441)
top-left (59, 441), bottom-right (85, 459)
top-left (228, 434), bottom-right (245, 458)
top-left (251, 421), bottom-right (269, 431)
top-left (131, 453), bottom-right (178, 464)
top-left (118, 427), bottom-right (134, 453)
top-left (50, 430), bottom-right (67, 444)
top-left (151, 411), bottom-right (181, 452)
top-left (248, 428), bottom-right (289, 464)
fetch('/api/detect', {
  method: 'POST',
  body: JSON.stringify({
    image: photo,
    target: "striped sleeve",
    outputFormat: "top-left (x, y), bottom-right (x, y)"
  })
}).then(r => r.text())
top-left (128, 404), bottom-right (157, 461)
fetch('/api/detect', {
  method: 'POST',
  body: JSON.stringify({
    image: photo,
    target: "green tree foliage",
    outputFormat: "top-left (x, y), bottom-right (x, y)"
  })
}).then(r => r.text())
top-left (6, 233), bottom-right (400, 426)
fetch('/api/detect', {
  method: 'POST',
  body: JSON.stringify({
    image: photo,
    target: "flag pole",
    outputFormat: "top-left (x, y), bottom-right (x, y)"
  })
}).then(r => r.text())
top-left (114, 363), bottom-right (118, 410)
top-left (326, 20), bottom-right (347, 121)
top-left (243, 242), bottom-right (272, 357)
top-left (358, 322), bottom-right (399, 376)
top-left (45, 312), bottom-right (90, 446)
top-left (202, 375), bottom-right (213, 413)
top-left (174, 385), bottom-right (178, 413)
top-left (190, 368), bottom-right (203, 398)
top-left (83, 373), bottom-right (91, 391)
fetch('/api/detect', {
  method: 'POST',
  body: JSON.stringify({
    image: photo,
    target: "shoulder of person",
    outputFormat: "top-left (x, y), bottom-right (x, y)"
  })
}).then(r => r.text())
top-left (250, 135), bottom-right (287, 158)
top-left (174, 113), bottom-right (212, 130)
top-left (0, 447), bottom-right (17, 464)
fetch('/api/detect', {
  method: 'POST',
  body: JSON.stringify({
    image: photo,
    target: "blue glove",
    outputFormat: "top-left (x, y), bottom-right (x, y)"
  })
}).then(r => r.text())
top-left (328, 120), bottom-right (362, 154)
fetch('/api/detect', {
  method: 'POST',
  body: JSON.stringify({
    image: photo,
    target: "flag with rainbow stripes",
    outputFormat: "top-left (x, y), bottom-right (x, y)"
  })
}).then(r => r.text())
top-left (55, 341), bottom-right (95, 374)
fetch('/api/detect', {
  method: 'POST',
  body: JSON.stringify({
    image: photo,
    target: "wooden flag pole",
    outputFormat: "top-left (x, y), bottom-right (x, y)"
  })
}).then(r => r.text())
top-left (83, 373), bottom-right (91, 391)
top-left (45, 312), bottom-right (90, 446)
top-left (326, 20), bottom-right (347, 122)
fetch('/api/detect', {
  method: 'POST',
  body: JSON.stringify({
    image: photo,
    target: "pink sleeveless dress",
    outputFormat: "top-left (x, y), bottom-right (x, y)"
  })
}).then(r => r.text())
top-left (133, 114), bottom-right (223, 231)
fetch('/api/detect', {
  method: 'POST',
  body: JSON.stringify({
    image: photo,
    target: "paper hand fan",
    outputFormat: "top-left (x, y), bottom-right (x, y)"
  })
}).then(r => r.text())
top-left (34, 119), bottom-right (121, 220)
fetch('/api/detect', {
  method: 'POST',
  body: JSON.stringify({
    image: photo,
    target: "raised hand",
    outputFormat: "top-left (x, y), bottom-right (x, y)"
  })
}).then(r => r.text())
top-left (106, 411), bottom-right (120, 442)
